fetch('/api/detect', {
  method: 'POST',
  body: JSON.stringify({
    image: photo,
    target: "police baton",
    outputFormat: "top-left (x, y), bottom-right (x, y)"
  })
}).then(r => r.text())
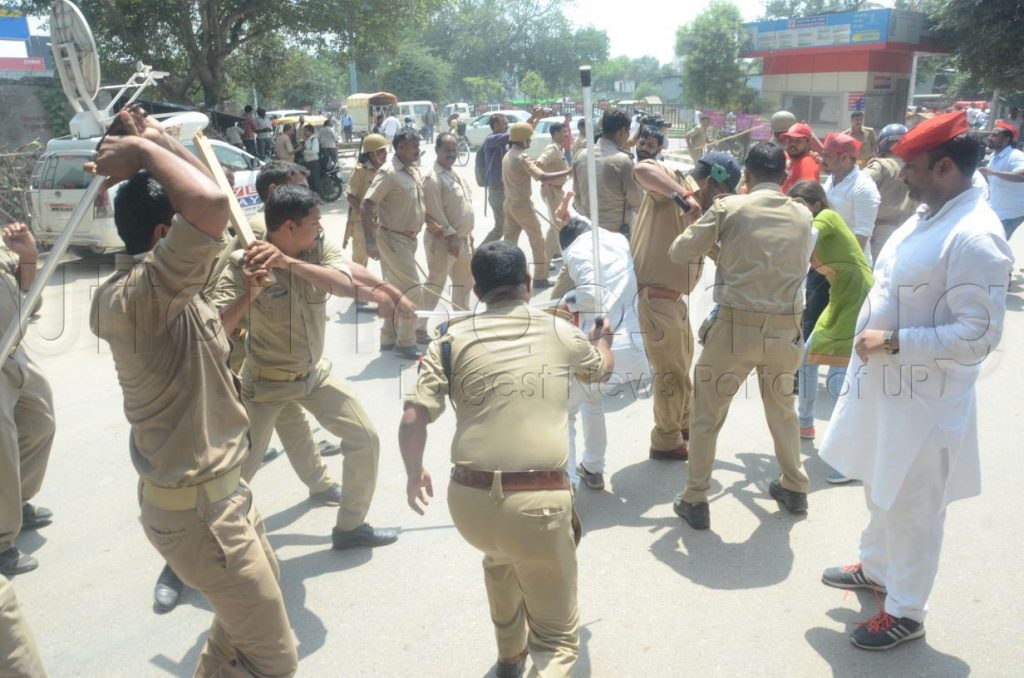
top-left (580, 65), bottom-right (604, 329)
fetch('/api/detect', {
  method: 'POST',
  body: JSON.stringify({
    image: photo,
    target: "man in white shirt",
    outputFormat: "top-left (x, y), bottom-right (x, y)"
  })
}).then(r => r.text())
top-left (225, 122), bottom-right (243, 149)
top-left (822, 132), bottom-right (881, 261)
top-left (299, 123), bottom-right (323, 197)
top-left (255, 107), bottom-right (273, 159)
top-left (979, 119), bottom-right (1024, 239)
top-left (381, 112), bottom-right (400, 144)
top-left (819, 111), bottom-right (1013, 651)
top-left (550, 212), bottom-right (650, 490)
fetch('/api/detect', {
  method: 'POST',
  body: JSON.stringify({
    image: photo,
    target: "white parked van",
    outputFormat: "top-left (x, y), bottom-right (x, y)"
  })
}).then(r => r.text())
top-left (25, 136), bottom-right (263, 254)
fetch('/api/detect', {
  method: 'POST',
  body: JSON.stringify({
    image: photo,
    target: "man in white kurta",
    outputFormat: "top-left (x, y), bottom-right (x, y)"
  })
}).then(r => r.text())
top-left (822, 132), bottom-right (881, 262)
top-left (550, 214), bottom-right (650, 490)
top-left (818, 111), bottom-right (1013, 651)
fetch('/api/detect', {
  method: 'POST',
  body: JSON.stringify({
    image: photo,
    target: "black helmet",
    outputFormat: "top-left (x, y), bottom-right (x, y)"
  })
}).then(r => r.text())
top-left (878, 123), bottom-right (908, 154)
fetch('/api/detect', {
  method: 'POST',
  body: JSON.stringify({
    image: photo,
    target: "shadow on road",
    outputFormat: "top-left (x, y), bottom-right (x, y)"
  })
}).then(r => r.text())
top-left (805, 592), bottom-right (970, 677)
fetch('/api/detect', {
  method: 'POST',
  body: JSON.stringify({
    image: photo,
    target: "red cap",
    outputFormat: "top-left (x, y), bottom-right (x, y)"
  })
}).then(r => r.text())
top-left (891, 110), bottom-right (969, 160)
top-left (822, 132), bottom-right (861, 158)
top-left (995, 119), bottom-right (1019, 140)
top-left (779, 122), bottom-right (823, 152)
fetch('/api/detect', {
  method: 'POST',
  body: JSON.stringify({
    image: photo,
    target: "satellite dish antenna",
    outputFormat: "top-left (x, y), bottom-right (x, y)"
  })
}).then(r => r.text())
top-left (49, 0), bottom-right (104, 137)
top-left (49, 0), bottom-right (169, 139)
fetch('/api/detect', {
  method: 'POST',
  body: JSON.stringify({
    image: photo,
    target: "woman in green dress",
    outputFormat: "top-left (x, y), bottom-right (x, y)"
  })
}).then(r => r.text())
top-left (788, 181), bottom-right (874, 473)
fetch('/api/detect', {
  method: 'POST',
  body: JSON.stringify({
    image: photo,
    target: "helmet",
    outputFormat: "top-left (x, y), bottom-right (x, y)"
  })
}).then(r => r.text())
top-left (362, 134), bottom-right (388, 153)
top-left (770, 110), bottom-right (797, 133)
top-left (509, 122), bottom-right (534, 143)
top-left (877, 123), bottom-right (908, 155)
top-left (404, 116), bottom-right (413, 123)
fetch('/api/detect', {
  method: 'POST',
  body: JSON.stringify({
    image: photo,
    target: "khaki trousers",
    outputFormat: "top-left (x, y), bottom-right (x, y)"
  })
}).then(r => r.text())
top-left (682, 308), bottom-right (808, 504)
top-left (230, 341), bottom-right (332, 493)
top-left (637, 295), bottom-right (693, 451)
top-left (421, 232), bottom-right (472, 315)
top-left (345, 214), bottom-right (368, 267)
top-left (141, 482), bottom-right (297, 677)
top-left (448, 482), bottom-right (577, 678)
top-left (0, 576), bottom-right (45, 677)
top-left (540, 187), bottom-right (563, 262)
top-left (377, 228), bottom-right (422, 348)
top-left (0, 349), bottom-right (54, 552)
top-left (503, 199), bottom-right (549, 282)
top-left (242, 362), bottom-right (379, 531)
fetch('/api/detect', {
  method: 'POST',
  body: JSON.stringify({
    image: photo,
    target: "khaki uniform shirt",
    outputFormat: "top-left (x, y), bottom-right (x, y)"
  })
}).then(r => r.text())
top-left (669, 182), bottom-right (813, 315)
top-left (405, 301), bottom-right (607, 471)
top-left (844, 126), bottom-right (878, 166)
top-left (364, 156), bottom-right (425, 235)
top-left (0, 246), bottom-right (21, 337)
top-left (537, 142), bottom-right (568, 204)
top-left (864, 156), bottom-right (915, 223)
top-left (274, 133), bottom-right (295, 160)
top-left (572, 137), bottom-right (642, 230)
top-left (570, 136), bottom-right (586, 160)
top-left (687, 126), bottom-right (708, 157)
top-left (502, 145), bottom-right (545, 205)
top-left (90, 216), bottom-right (249, 487)
top-left (631, 165), bottom-right (702, 294)
top-left (347, 163), bottom-right (378, 228)
top-left (423, 162), bottom-right (474, 238)
top-left (209, 235), bottom-right (351, 375)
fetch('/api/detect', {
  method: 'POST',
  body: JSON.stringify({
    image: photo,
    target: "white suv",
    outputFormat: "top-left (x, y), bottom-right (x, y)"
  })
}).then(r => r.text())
top-left (25, 137), bottom-right (263, 254)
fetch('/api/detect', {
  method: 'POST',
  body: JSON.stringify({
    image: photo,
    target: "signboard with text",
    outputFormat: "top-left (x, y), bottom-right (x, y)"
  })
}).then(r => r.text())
top-left (745, 9), bottom-right (894, 53)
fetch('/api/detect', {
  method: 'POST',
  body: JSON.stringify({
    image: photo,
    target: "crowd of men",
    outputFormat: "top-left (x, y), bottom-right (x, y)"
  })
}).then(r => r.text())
top-left (0, 100), bottom-right (1018, 676)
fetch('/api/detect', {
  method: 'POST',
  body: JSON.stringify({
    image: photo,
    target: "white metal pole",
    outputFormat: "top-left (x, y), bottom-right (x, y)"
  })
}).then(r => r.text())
top-left (0, 174), bottom-right (104, 361)
top-left (580, 65), bottom-right (603, 327)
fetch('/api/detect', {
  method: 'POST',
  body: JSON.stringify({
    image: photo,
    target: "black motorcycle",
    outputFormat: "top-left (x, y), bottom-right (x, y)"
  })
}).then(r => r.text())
top-left (321, 157), bottom-right (345, 202)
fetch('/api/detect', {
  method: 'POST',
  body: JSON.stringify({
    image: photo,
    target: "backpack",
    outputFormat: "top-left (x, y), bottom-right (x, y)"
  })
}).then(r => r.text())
top-left (474, 140), bottom-right (489, 187)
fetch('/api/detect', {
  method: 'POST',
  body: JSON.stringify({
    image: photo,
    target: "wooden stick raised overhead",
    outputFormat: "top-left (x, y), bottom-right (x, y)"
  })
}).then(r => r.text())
top-left (192, 130), bottom-right (274, 285)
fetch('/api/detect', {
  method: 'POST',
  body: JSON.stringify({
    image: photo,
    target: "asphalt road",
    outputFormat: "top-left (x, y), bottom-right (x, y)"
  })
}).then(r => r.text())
top-left (9, 143), bottom-right (1023, 677)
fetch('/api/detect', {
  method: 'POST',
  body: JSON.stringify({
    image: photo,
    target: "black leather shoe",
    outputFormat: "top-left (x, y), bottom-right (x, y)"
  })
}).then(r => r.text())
top-left (331, 523), bottom-right (398, 550)
top-left (673, 495), bottom-right (710, 530)
top-left (769, 480), bottom-right (808, 514)
top-left (262, 447), bottom-right (283, 465)
top-left (310, 482), bottom-right (343, 506)
top-left (495, 658), bottom-right (526, 677)
top-left (21, 503), bottom-right (53, 530)
top-left (317, 440), bottom-right (342, 457)
top-left (0, 546), bottom-right (38, 576)
top-left (154, 564), bottom-right (184, 613)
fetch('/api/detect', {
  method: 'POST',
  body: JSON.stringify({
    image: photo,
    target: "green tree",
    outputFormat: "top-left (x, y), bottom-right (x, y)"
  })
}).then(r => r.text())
top-left (676, 2), bottom-right (750, 109)
top-left (379, 43), bottom-right (453, 101)
top-left (25, 0), bottom-right (441, 107)
top-left (933, 0), bottom-right (1024, 92)
top-left (519, 71), bottom-right (548, 101)
top-left (462, 76), bottom-right (505, 104)
top-left (634, 81), bottom-right (661, 99)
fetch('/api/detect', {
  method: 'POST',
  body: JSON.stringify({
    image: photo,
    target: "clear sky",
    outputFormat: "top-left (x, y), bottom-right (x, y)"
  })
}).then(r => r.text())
top-left (563, 0), bottom-right (899, 64)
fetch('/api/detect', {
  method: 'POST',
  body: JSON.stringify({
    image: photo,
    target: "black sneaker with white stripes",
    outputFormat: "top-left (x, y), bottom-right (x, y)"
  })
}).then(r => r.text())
top-left (851, 611), bottom-right (925, 650)
top-left (821, 563), bottom-right (886, 593)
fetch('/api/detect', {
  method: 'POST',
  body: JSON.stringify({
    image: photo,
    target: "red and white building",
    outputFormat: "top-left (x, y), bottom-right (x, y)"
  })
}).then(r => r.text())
top-left (743, 9), bottom-right (946, 133)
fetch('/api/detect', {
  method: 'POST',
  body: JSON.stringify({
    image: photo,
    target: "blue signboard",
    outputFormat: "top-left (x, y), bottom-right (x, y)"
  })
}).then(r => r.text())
top-left (745, 9), bottom-right (891, 52)
top-left (0, 8), bottom-right (30, 40)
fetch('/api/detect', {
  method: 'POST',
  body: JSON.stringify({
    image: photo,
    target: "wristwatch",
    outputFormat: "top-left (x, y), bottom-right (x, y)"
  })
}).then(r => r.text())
top-left (883, 329), bottom-right (900, 354)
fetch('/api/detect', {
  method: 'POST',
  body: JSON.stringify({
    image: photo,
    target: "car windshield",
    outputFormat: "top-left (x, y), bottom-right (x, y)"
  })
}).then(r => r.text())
top-left (414, 104), bottom-right (430, 115)
top-left (43, 155), bottom-right (92, 190)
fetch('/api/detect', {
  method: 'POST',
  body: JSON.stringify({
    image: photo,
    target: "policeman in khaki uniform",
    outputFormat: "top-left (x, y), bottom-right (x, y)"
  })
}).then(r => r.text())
top-left (362, 130), bottom-right (426, 357)
top-left (631, 131), bottom-right (741, 462)
top-left (572, 108), bottom-right (642, 236)
top-left (421, 133), bottom-right (474, 318)
top-left (345, 134), bottom-right (389, 268)
top-left (401, 242), bottom-right (613, 678)
top-left (0, 575), bottom-right (45, 676)
top-left (213, 185), bottom-right (405, 550)
top-left (502, 122), bottom-right (572, 289)
top-left (535, 121), bottom-right (571, 262)
top-left (0, 223), bottom-right (55, 577)
top-left (668, 142), bottom-right (814, 530)
top-left (88, 115), bottom-right (298, 676)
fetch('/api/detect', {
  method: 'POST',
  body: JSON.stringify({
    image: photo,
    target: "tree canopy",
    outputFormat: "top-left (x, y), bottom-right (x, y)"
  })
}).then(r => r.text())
top-left (675, 2), bottom-right (752, 109)
top-left (933, 0), bottom-right (1024, 93)
top-left (25, 0), bottom-right (440, 107)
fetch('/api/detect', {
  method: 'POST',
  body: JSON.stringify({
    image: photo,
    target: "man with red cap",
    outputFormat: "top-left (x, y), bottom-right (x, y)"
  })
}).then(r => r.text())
top-left (817, 111), bottom-right (1013, 650)
top-left (779, 122), bottom-right (821, 194)
top-left (979, 119), bottom-right (1024, 239)
top-left (822, 131), bottom-right (880, 261)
